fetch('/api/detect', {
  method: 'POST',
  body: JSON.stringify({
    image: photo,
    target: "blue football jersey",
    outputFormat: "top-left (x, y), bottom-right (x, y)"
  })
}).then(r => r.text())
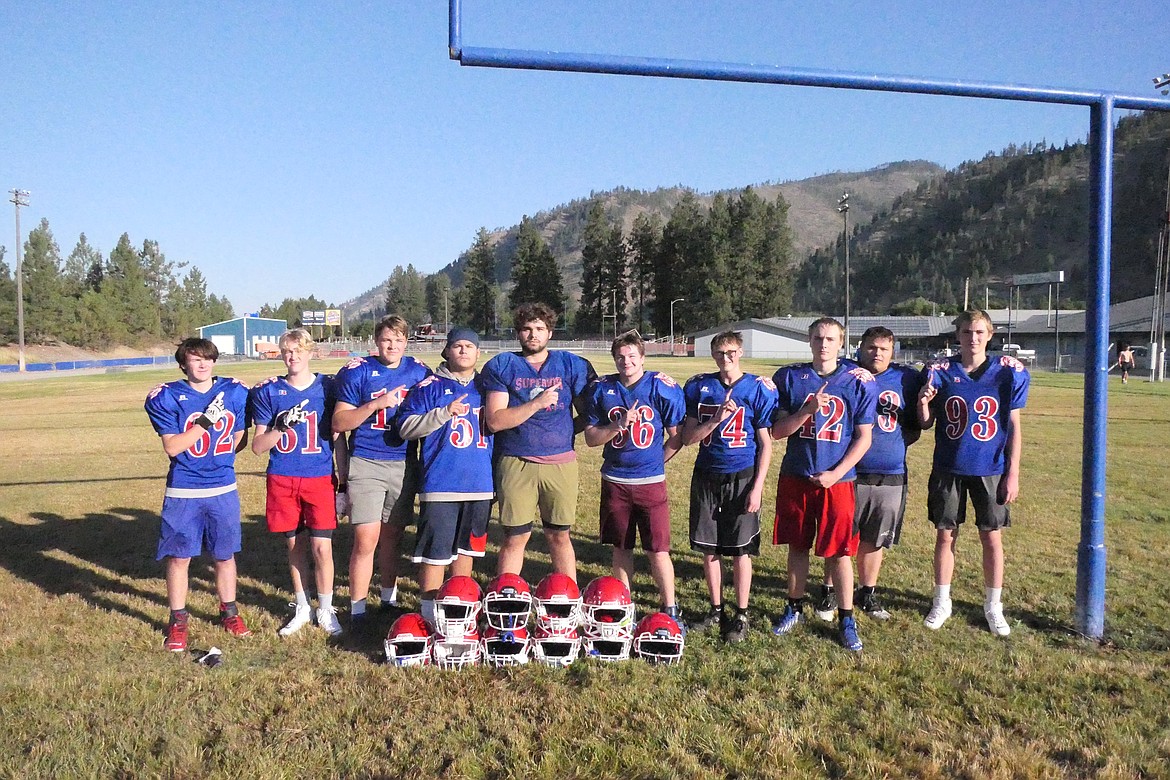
top-left (333, 355), bottom-right (431, 461)
top-left (480, 350), bottom-right (597, 458)
top-left (857, 363), bottom-right (923, 476)
top-left (773, 361), bottom-right (878, 480)
top-left (924, 355), bottom-right (1030, 476)
top-left (398, 372), bottom-right (494, 500)
top-left (144, 376), bottom-right (250, 490)
top-left (585, 370), bottom-right (686, 483)
top-left (683, 372), bottom-right (778, 475)
top-left (248, 374), bottom-right (336, 478)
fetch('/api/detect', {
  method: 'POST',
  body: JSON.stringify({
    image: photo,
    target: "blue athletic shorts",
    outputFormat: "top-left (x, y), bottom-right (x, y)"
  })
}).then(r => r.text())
top-left (157, 491), bottom-right (242, 561)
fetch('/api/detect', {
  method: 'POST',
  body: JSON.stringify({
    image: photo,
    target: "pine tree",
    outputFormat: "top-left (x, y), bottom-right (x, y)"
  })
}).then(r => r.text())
top-left (21, 219), bottom-right (66, 343)
top-left (425, 273), bottom-right (453, 330)
top-left (628, 212), bottom-right (661, 334)
top-left (385, 264), bottom-right (427, 327)
top-left (463, 228), bottom-right (497, 335)
top-left (509, 217), bottom-right (565, 318)
top-left (578, 201), bottom-right (609, 334)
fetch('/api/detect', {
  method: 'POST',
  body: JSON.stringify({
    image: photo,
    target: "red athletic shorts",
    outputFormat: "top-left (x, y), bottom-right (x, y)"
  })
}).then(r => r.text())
top-left (773, 474), bottom-right (858, 558)
top-left (600, 479), bottom-right (672, 552)
top-left (265, 474), bottom-right (337, 534)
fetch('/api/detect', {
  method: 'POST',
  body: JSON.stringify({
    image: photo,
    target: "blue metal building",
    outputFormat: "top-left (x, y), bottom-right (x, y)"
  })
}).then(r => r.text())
top-left (198, 315), bottom-right (288, 358)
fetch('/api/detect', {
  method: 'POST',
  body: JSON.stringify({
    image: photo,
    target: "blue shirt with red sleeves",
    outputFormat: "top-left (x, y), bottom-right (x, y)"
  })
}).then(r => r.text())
top-left (480, 350), bottom-right (597, 459)
top-left (923, 355), bottom-right (1030, 476)
top-left (144, 376), bottom-right (250, 490)
top-left (772, 361), bottom-right (878, 481)
top-left (585, 370), bottom-right (686, 483)
top-left (683, 372), bottom-right (778, 475)
top-left (857, 363), bottom-right (923, 476)
top-left (248, 373), bottom-right (336, 479)
top-left (333, 355), bottom-right (431, 461)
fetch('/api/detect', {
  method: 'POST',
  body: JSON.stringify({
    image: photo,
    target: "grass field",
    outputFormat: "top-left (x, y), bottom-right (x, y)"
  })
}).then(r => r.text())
top-left (1, 354), bottom-right (1169, 779)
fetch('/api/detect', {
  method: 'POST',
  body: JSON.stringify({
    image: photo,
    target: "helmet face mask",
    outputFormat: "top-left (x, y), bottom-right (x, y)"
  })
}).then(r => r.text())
top-left (433, 630), bottom-right (482, 669)
top-left (532, 624), bottom-right (581, 667)
top-left (584, 635), bottom-right (632, 662)
top-left (482, 626), bottom-right (531, 667)
top-left (582, 576), bottom-right (635, 639)
top-left (384, 613), bottom-right (433, 667)
top-left (435, 575), bottom-right (483, 639)
top-left (534, 573), bottom-right (582, 633)
top-left (483, 574), bottom-right (533, 631)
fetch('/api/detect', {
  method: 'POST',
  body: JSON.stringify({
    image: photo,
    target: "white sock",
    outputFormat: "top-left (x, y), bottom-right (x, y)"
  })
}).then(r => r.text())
top-left (318, 592), bottom-right (333, 611)
top-left (381, 584), bottom-right (398, 605)
top-left (294, 591), bottom-right (310, 609)
top-left (351, 599), bottom-right (367, 616)
top-left (934, 584), bottom-right (952, 604)
top-left (421, 599), bottom-right (436, 626)
top-left (985, 587), bottom-right (1002, 607)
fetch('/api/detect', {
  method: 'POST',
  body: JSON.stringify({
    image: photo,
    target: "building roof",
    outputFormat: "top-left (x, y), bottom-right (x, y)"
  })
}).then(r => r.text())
top-left (691, 315), bottom-right (959, 340)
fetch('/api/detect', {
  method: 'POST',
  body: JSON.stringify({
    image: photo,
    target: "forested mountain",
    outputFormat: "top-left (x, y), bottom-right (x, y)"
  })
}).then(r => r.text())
top-left (796, 111), bottom-right (1170, 314)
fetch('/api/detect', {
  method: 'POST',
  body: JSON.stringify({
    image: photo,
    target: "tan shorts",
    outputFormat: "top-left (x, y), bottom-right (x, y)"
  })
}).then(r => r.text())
top-left (348, 456), bottom-right (417, 526)
top-left (495, 456), bottom-right (578, 530)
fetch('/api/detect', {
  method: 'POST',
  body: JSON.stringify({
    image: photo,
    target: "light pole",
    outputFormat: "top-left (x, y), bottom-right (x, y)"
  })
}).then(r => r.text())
top-left (838, 191), bottom-right (851, 352)
top-left (9, 189), bottom-right (29, 373)
top-left (669, 297), bottom-right (684, 356)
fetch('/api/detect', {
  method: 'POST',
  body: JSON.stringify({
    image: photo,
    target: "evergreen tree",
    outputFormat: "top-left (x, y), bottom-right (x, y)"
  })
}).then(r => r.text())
top-left (578, 201), bottom-right (608, 334)
top-left (462, 228), bottom-right (497, 334)
top-left (509, 217), bottom-right (565, 318)
top-left (657, 192), bottom-right (716, 334)
top-left (425, 273), bottom-right (453, 330)
top-left (104, 233), bottom-right (156, 343)
top-left (628, 212), bottom-right (661, 334)
top-left (63, 233), bottom-right (101, 300)
top-left (601, 221), bottom-right (628, 336)
top-left (21, 219), bottom-right (67, 343)
top-left (384, 264), bottom-right (427, 326)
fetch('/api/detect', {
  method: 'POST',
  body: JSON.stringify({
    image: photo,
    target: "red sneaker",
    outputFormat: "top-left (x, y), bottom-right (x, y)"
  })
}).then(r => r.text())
top-left (221, 612), bottom-right (252, 637)
top-left (164, 620), bottom-right (189, 652)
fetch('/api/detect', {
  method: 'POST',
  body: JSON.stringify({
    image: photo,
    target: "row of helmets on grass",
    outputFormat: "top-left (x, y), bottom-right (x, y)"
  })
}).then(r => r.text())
top-left (384, 573), bottom-right (685, 668)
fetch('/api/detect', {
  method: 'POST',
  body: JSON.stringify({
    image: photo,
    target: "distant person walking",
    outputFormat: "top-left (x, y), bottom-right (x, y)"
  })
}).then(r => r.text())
top-left (1117, 344), bottom-right (1135, 384)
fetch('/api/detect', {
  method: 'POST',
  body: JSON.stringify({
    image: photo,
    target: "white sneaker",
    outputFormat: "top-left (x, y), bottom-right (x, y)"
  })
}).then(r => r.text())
top-left (317, 606), bottom-right (343, 637)
top-left (279, 604), bottom-right (312, 637)
top-left (984, 603), bottom-right (1011, 637)
top-left (924, 599), bottom-right (952, 630)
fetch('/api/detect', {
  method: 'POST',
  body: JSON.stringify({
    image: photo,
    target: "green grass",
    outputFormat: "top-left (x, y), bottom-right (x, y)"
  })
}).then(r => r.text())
top-left (1, 355), bottom-right (1169, 778)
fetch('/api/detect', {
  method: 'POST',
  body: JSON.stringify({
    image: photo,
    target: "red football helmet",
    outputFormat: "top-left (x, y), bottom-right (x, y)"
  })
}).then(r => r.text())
top-left (581, 576), bottom-right (635, 638)
top-left (583, 633), bottom-right (632, 662)
top-left (632, 612), bottom-right (685, 665)
top-left (433, 626), bottom-right (481, 670)
top-left (383, 612), bottom-right (432, 667)
top-left (481, 625), bottom-right (531, 667)
top-left (533, 573), bottom-right (582, 633)
top-left (531, 623), bottom-right (581, 668)
top-left (434, 575), bottom-right (482, 639)
top-left (482, 573), bottom-right (533, 630)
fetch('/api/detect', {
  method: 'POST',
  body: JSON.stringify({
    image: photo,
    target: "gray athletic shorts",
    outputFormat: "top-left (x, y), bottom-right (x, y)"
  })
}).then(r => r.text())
top-left (348, 455), bottom-right (417, 527)
top-left (854, 474), bottom-right (908, 549)
top-left (689, 466), bottom-right (760, 556)
top-left (927, 470), bottom-right (1010, 532)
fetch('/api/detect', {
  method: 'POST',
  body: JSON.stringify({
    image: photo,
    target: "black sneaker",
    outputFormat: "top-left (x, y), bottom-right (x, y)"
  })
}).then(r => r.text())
top-left (856, 590), bottom-right (891, 621)
top-left (722, 612), bottom-right (749, 643)
top-left (813, 585), bottom-right (837, 622)
top-left (693, 606), bottom-right (723, 631)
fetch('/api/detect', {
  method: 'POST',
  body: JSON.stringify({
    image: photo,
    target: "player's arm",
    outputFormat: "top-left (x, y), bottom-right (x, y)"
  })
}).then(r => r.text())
top-left (331, 385), bottom-right (404, 434)
top-left (680, 396), bottom-right (737, 446)
top-left (251, 423), bottom-right (282, 454)
top-left (572, 389), bottom-right (593, 435)
top-left (811, 423), bottom-right (872, 489)
top-left (234, 429), bottom-right (248, 453)
top-left (399, 394), bottom-right (469, 440)
top-left (160, 428), bottom-right (209, 458)
top-left (663, 425), bottom-right (682, 463)
top-left (583, 400), bottom-right (633, 448)
top-left (917, 380), bottom-right (938, 429)
top-left (746, 427), bottom-right (773, 513)
top-left (483, 387), bottom-right (558, 433)
top-left (998, 408), bottom-right (1023, 504)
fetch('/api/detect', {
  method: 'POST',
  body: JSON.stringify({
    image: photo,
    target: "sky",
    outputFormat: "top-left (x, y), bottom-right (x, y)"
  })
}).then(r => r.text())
top-left (1, 1), bottom-right (1167, 316)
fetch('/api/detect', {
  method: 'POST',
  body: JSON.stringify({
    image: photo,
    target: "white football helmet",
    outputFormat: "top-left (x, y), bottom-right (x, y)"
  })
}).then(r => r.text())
top-left (632, 612), bottom-right (684, 665)
top-left (383, 612), bottom-right (432, 667)
top-left (434, 575), bottom-right (482, 639)
top-left (482, 625), bottom-right (531, 667)
top-left (531, 622), bottom-right (581, 668)
top-left (482, 573), bottom-right (533, 630)
top-left (533, 572), bottom-right (582, 632)
top-left (581, 576), bottom-right (635, 639)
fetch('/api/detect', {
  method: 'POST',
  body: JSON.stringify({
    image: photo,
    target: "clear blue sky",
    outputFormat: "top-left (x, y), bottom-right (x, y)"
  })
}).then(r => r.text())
top-left (2, 1), bottom-right (1165, 316)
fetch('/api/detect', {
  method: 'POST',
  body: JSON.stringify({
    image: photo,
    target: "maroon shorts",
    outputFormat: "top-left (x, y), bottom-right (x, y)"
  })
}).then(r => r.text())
top-left (599, 479), bottom-right (672, 553)
top-left (773, 474), bottom-right (858, 558)
top-left (265, 474), bottom-right (337, 534)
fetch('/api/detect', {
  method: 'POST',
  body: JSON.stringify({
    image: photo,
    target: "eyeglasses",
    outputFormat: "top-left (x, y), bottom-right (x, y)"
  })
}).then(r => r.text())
top-left (713, 349), bottom-right (741, 358)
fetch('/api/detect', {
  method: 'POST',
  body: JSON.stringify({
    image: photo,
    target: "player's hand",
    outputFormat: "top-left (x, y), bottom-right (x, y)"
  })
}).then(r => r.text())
top-left (372, 385), bottom-right (407, 410)
top-left (718, 396), bottom-right (739, 422)
top-left (533, 386), bottom-right (560, 411)
top-left (447, 394), bottom-right (470, 417)
top-left (809, 471), bottom-right (840, 489)
top-left (918, 380), bottom-right (938, 405)
top-left (274, 399), bottom-right (309, 431)
top-left (801, 382), bottom-right (830, 416)
top-left (745, 485), bottom-right (763, 514)
top-left (335, 488), bottom-right (351, 518)
top-left (998, 472), bottom-right (1020, 505)
top-left (196, 392), bottom-right (227, 430)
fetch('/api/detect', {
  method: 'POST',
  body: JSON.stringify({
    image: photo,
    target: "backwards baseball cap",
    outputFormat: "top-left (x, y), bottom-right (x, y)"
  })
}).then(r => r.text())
top-left (445, 327), bottom-right (480, 349)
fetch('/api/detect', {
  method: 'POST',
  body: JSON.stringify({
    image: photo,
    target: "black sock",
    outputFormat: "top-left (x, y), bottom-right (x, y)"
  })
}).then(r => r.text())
top-left (170, 609), bottom-right (189, 623)
top-left (858, 586), bottom-right (876, 598)
top-left (735, 607), bottom-right (748, 617)
top-left (219, 601), bottom-right (238, 617)
top-left (788, 597), bottom-right (805, 612)
top-left (838, 608), bottom-right (854, 619)
top-left (709, 603), bottom-right (723, 614)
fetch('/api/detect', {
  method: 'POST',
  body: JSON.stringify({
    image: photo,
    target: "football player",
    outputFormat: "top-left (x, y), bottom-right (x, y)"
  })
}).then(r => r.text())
top-left (770, 318), bottom-right (876, 653)
top-left (331, 315), bottom-right (431, 631)
top-left (144, 337), bottom-right (251, 652)
top-left (918, 309), bottom-right (1029, 637)
top-left (397, 328), bottom-right (493, 627)
top-left (249, 328), bottom-right (348, 637)
top-left (680, 331), bottom-right (777, 643)
top-left (584, 331), bottom-right (686, 629)
top-left (481, 302), bottom-right (597, 581)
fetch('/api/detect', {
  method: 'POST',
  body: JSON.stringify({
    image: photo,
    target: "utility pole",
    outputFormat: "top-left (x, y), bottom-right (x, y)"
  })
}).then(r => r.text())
top-left (9, 189), bottom-right (29, 373)
top-left (670, 298), bottom-right (684, 357)
top-left (838, 192), bottom-right (851, 352)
